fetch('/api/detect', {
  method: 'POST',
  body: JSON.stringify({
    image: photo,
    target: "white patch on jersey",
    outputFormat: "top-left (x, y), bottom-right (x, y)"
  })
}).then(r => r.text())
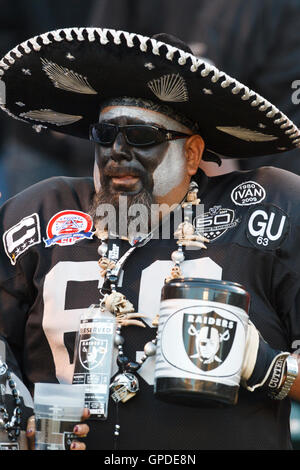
top-left (2, 213), bottom-right (41, 265)
top-left (246, 204), bottom-right (289, 250)
top-left (194, 206), bottom-right (240, 242)
top-left (230, 181), bottom-right (266, 206)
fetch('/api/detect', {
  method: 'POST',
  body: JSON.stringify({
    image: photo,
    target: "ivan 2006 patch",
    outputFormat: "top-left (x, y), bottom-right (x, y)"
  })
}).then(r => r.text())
top-left (3, 213), bottom-right (41, 265)
top-left (246, 204), bottom-right (289, 250)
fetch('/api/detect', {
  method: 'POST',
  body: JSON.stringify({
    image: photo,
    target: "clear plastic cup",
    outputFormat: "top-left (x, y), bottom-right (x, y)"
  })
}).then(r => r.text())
top-left (34, 383), bottom-right (85, 450)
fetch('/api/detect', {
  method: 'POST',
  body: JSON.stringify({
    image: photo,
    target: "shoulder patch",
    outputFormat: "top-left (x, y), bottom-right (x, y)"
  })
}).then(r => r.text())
top-left (2, 213), bottom-right (41, 265)
top-left (231, 180), bottom-right (266, 206)
top-left (44, 210), bottom-right (94, 247)
top-left (246, 204), bottom-right (289, 250)
top-left (194, 205), bottom-right (241, 241)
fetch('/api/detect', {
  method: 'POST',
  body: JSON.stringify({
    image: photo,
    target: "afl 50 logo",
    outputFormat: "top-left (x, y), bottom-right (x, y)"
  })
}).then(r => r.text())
top-left (247, 204), bottom-right (289, 250)
top-left (194, 206), bottom-right (240, 241)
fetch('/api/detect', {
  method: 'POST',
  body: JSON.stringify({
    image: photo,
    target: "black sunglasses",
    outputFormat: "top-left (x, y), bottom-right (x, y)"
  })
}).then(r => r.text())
top-left (89, 123), bottom-right (191, 147)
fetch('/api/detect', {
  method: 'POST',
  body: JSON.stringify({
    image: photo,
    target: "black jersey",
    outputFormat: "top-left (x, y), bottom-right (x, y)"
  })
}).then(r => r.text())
top-left (1, 167), bottom-right (300, 450)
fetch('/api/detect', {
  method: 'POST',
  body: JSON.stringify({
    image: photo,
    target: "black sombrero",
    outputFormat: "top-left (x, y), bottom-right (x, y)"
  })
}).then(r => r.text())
top-left (0, 27), bottom-right (299, 159)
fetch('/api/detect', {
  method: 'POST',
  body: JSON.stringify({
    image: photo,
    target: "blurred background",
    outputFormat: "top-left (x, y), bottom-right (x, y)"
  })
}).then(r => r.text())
top-left (0, 0), bottom-right (300, 203)
top-left (0, 0), bottom-right (300, 446)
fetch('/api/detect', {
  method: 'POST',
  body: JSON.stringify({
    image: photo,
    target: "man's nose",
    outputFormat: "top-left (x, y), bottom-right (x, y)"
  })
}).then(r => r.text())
top-left (111, 131), bottom-right (132, 162)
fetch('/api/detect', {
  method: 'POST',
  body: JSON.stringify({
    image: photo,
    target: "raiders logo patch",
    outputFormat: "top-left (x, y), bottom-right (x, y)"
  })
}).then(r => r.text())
top-left (231, 181), bottom-right (266, 206)
top-left (193, 205), bottom-right (241, 241)
top-left (44, 210), bottom-right (93, 247)
top-left (2, 213), bottom-right (41, 265)
top-left (246, 204), bottom-right (289, 250)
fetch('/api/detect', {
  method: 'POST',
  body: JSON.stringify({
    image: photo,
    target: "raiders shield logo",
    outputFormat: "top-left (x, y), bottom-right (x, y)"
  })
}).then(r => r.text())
top-left (182, 311), bottom-right (237, 371)
top-left (79, 337), bottom-right (108, 371)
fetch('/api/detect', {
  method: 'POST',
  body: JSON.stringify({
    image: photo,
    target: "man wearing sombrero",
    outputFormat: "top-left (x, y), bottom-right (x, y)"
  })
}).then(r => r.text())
top-left (0, 27), bottom-right (300, 450)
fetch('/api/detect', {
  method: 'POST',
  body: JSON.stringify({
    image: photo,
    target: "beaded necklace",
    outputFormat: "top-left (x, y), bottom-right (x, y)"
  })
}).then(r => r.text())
top-left (95, 180), bottom-right (207, 447)
top-left (0, 359), bottom-right (22, 442)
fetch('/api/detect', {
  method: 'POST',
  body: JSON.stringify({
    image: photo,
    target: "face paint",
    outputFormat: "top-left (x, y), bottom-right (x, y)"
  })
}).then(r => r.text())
top-left (152, 139), bottom-right (187, 197)
top-left (95, 105), bottom-right (193, 202)
top-left (99, 106), bottom-right (193, 134)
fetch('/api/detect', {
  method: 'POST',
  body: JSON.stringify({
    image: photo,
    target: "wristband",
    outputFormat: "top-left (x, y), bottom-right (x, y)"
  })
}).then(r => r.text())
top-left (269, 355), bottom-right (298, 400)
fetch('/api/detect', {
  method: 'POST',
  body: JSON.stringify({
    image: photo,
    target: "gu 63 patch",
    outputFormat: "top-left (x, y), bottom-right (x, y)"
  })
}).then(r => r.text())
top-left (194, 205), bottom-right (241, 241)
top-left (3, 213), bottom-right (41, 265)
top-left (231, 180), bottom-right (266, 206)
top-left (44, 210), bottom-right (93, 247)
top-left (246, 204), bottom-right (289, 250)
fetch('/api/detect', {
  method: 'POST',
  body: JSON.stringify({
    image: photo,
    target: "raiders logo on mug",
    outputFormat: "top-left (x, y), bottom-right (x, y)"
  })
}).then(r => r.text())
top-left (154, 278), bottom-right (249, 406)
top-left (183, 311), bottom-right (237, 372)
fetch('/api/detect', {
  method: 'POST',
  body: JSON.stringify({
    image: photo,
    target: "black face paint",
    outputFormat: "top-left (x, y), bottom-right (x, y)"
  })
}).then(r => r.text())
top-left (95, 114), bottom-right (170, 199)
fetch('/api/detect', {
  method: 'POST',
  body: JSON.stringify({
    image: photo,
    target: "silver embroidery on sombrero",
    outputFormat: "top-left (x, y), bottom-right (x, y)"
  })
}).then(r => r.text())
top-left (144, 62), bottom-right (155, 70)
top-left (19, 109), bottom-right (83, 126)
top-left (216, 126), bottom-right (278, 142)
top-left (66, 53), bottom-right (75, 60)
top-left (41, 58), bottom-right (97, 95)
top-left (32, 124), bottom-right (47, 133)
top-left (147, 73), bottom-right (188, 103)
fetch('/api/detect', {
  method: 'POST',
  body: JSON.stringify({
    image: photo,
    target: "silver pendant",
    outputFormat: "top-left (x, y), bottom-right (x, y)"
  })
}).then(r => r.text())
top-left (110, 372), bottom-right (139, 403)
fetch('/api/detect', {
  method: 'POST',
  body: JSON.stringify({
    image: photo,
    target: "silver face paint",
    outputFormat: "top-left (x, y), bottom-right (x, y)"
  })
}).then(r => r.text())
top-left (98, 106), bottom-right (191, 197)
top-left (152, 139), bottom-right (187, 197)
top-left (99, 106), bottom-right (193, 134)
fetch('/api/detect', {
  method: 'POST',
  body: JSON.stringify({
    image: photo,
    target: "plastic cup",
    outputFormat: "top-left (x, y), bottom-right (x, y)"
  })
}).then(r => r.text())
top-left (34, 383), bottom-right (85, 450)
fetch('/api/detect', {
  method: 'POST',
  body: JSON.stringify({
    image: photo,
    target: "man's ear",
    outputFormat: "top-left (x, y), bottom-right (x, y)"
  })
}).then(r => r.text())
top-left (184, 135), bottom-right (205, 176)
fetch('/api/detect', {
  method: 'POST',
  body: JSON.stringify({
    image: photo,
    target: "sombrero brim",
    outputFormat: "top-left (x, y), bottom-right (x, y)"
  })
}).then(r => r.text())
top-left (0, 27), bottom-right (299, 158)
